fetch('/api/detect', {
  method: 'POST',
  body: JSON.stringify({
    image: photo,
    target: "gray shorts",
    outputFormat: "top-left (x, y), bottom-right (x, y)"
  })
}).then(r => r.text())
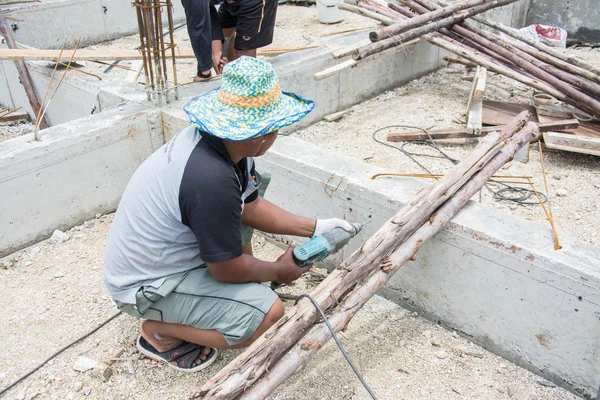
top-left (115, 267), bottom-right (278, 345)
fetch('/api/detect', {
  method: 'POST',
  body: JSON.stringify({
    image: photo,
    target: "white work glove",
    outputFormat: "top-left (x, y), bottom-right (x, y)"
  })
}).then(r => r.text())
top-left (313, 218), bottom-right (355, 237)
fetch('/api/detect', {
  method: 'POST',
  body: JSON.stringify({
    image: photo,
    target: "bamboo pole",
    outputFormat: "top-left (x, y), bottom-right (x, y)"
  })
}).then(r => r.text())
top-left (194, 111), bottom-right (532, 399)
top-left (0, 10), bottom-right (48, 129)
top-left (239, 122), bottom-right (540, 400)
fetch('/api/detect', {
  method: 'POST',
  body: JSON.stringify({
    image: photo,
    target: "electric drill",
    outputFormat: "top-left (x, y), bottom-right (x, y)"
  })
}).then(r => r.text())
top-left (271, 222), bottom-right (364, 290)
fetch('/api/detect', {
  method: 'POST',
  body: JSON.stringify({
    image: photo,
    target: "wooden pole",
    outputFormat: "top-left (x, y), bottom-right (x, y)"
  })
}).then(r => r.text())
top-left (401, 0), bottom-right (600, 117)
top-left (239, 122), bottom-right (540, 400)
top-left (194, 112), bottom-right (532, 399)
top-left (338, 2), bottom-right (396, 26)
top-left (0, 10), bottom-right (48, 129)
top-left (371, 0), bottom-right (513, 42)
top-left (461, 20), bottom-right (600, 98)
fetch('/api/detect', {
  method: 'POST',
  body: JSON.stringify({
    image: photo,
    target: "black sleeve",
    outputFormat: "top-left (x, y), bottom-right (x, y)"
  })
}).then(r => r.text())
top-left (179, 151), bottom-right (243, 263)
top-left (244, 159), bottom-right (258, 204)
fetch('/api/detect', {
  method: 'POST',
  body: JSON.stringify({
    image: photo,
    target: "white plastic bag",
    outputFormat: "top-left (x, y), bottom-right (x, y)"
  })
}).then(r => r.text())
top-left (519, 24), bottom-right (567, 48)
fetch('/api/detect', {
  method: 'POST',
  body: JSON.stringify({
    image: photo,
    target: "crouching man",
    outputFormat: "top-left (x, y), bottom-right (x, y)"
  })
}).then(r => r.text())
top-left (103, 56), bottom-right (353, 371)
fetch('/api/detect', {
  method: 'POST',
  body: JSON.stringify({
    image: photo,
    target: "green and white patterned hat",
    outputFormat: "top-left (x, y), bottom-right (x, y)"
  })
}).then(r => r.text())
top-left (184, 56), bottom-right (315, 141)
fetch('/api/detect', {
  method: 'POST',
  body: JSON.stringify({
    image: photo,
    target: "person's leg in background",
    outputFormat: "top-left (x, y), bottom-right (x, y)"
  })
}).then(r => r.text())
top-left (181, 0), bottom-right (216, 81)
top-left (209, 3), bottom-right (228, 74)
top-left (219, 0), bottom-right (278, 62)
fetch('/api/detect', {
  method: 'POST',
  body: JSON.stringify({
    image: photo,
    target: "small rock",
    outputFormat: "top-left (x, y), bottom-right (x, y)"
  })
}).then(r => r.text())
top-left (73, 356), bottom-right (99, 372)
top-left (130, 346), bottom-right (138, 354)
top-left (72, 382), bottom-right (83, 392)
top-left (101, 366), bottom-right (113, 382)
top-left (595, 183), bottom-right (600, 189)
top-left (431, 340), bottom-right (441, 347)
top-left (451, 331), bottom-right (458, 338)
top-left (422, 330), bottom-right (433, 338)
top-left (0, 260), bottom-right (13, 269)
top-left (29, 247), bottom-right (41, 256)
top-left (16, 389), bottom-right (26, 400)
top-left (556, 189), bottom-right (567, 197)
top-left (537, 379), bottom-right (556, 388)
top-left (53, 272), bottom-right (65, 279)
top-left (125, 360), bottom-right (135, 374)
top-left (552, 174), bottom-right (561, 180)
top-left (0, 372), bottom-right (5, 380)
top-left (83, 386), bottom-right (92, 396)
top-left (507, 386), bottom-right (515, 398)
top-left (73, 234), bottom-right (85, 239)
top-left (435, 351), bottom-right (448, 359)
top-left (95, 213), bottom-right (102, 219)
top-left (372, 333), bottom-right (385, 340)
top-left (451, 386), bottom-right (461, 394)
top-left (48, 230), bottom-right (69, 245)
top-left (83, 220), bottom-right (94, 228)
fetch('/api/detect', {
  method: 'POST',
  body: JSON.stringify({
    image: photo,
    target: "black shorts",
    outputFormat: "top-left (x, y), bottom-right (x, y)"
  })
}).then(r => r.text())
top-left (219, 0), bottom-right (278, 51)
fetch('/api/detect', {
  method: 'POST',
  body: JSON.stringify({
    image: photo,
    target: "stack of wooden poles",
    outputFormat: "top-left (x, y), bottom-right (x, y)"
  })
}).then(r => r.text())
top-left (338, 0), bottom-right (600, 119)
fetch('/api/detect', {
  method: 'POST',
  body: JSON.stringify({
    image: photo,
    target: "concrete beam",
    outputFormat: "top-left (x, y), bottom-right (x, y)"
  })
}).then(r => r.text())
top-left (3, 0), bottom-right (186, 49)
top-left (0, 102), bottom-right (163, 257)
top-left (259, 136), bottom-right (600, 399)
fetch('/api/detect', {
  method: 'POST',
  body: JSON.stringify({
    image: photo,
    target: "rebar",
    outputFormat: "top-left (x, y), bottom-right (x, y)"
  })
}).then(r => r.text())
top-left (132, 0), bottom-right (179, 104)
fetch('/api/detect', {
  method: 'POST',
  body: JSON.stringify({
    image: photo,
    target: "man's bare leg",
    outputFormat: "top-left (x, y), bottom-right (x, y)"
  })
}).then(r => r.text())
top-left (223, 28), bottom-right (236, 62)
top-left (139, 299), bottom-right (285, 365)
top-left (242, 241), bottom-right (253, 256)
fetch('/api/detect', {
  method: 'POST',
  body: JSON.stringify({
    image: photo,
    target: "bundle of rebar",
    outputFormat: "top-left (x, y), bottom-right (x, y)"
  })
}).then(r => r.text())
top-left (133, 0), bottom-right (179, 105)
top-left (341, 0), bottom-right (600, 119)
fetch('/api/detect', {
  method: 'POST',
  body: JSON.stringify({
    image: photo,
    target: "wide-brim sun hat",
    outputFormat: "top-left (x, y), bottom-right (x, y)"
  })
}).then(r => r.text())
top-left (184, 56), bottom-right (315, 141)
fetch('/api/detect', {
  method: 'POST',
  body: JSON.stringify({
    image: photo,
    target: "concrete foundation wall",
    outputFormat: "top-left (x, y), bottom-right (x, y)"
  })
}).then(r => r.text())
top-left (4, 0), bottom-right (186, 49)
top-left (259, 137), bottom-right (600, 399)
top-left (0, 103), bottom-right (163, 257)
top-left (0, 58), bottom-right (104, 126)
top-left (527, 0), bottom-right (600, 42)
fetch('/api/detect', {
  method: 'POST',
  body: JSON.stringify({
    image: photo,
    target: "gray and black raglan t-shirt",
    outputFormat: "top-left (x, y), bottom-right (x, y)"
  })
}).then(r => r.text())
top-left (103, 126), bottom-right (259, 304)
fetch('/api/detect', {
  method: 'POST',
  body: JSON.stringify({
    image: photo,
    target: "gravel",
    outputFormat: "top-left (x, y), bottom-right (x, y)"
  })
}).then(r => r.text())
top-left (0, 215), bottom-right (582, 399)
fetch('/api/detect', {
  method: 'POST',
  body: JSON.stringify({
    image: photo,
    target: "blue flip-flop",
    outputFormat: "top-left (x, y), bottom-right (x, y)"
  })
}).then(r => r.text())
top-left (137, 336), bottom-right (219, 372)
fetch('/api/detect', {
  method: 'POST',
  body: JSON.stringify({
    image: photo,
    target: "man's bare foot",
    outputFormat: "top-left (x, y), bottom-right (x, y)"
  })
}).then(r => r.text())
top-left (139, 320), bottom-right (211, 367)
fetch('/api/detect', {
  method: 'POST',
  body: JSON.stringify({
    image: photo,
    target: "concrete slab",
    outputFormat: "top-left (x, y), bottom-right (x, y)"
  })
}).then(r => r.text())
top-left (0, 102), bottom-right (162, 257)
top-left (259, 136), bottom-right (600, 399)
top-left (4, 0), bottom-right (185, 49)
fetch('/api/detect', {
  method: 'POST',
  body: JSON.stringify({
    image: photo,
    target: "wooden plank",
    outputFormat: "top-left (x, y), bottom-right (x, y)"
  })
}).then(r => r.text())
top-left (543, 131), bottom-right (600, 156)
top-left (0, 46), bottom-right (316, 61)
top-left (387, 119), bottom-right (579, 142)
top-left (482, 100), bottom-right (538, 126)
top-left (323, 109), bottom-right (351, 122)
top-left (313, 59), bottom-right (357, 81)
top-left (126, 60), bottom-right (144, 83)
top-left (467, 99), bottom-right (483, 135)
top-left (473, 67), bottom-right (487, 101)
top-left (537, 112), bottom-right (600, 140)
top-left (0, 112), bottom-right (29, 123)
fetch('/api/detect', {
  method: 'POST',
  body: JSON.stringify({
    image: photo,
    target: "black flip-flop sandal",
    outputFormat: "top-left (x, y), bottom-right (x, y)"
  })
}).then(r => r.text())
top-left (136, 336), bottom-right (219, 372)
top-left (194, 71), bottom-right (212, 82)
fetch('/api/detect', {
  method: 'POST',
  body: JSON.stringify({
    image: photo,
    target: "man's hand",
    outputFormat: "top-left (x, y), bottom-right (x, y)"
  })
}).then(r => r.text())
top-left (274, 245), bottom-right (312, 285)
top-left (313, 218), bottom-right (355, 237)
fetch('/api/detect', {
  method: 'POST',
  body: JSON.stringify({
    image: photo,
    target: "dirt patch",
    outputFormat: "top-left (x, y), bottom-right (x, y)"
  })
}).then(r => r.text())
top-left (0, 214), bottom-right (581, 399)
